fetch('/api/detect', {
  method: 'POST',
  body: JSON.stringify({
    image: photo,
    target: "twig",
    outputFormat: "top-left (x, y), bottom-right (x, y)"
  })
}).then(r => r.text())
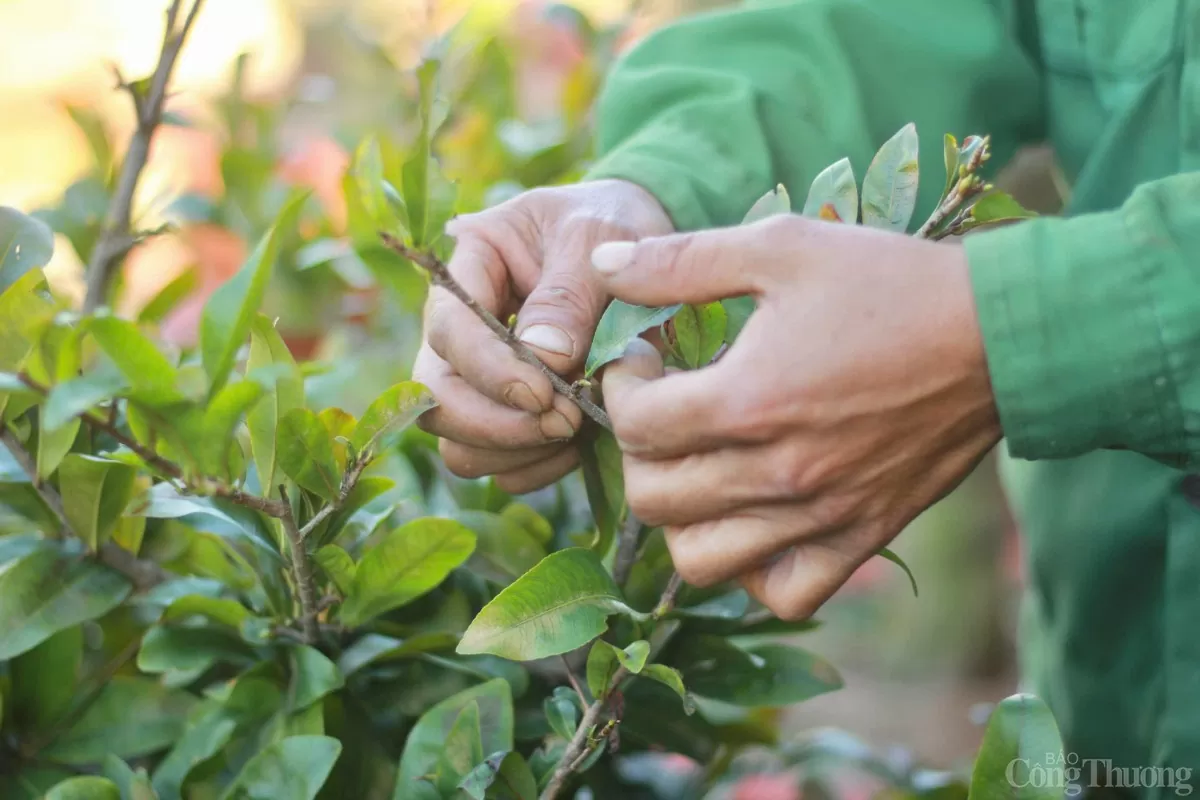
top-left (278, 486), bottom-right (320, 644)
top-left (610, 510), bottom-right (643, 586)
top-left (298, 454), bottom-right (371, 539)
top-left (83, 0), bottom-right (206, 313)
top-left (17, 374), bottom-right (288, 517)
top-left (561, 656), bottom-right (588, 706)
top-left (380, 233), bottom-right (611, 430)
top-left (0, 428), bottom-right (167, 589)
top-left (540, 575), bottom-right (685, 800)
top-left (915, 135), bottom-right (991, 239)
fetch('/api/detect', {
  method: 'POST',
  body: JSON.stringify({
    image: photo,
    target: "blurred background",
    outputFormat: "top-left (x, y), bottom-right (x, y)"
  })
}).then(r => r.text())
top-left (0, 0), bottom-right (1042, 786)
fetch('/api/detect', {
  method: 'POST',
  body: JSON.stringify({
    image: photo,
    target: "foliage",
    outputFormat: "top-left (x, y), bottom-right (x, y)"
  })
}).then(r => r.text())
top-left (0, 4), bottom-right (1058, 800)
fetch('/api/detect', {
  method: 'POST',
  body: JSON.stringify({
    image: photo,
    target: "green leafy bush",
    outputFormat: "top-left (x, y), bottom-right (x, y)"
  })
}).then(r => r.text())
top-left (0, 4), bottom-right (1061, 800)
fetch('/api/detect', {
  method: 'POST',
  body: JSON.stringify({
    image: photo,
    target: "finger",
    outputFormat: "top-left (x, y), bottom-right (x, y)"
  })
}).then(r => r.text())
top-left (515, 230), bottom-right (610, 375)
top-left (591, 224), bottom-right (769, 307)
top-left (426, 236), bottom-right (555, 414)
top-left (494, 446), bottom-right (581, 495)
top-left (414, 347), bottom-right (577, 448)
top-left (602, 339), bottom-right (762, 459)
top-left (662, 502), bottom-right (850, 587)
top-left (738, 533), bottom-right (871, 620)
top-left (440, 440), bottom-right (571, 479)
top-left (623, 441), bottom-right (802, 526)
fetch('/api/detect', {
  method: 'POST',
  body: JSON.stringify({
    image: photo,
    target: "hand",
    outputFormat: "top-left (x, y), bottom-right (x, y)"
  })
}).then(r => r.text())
top-left (414, 180), bottom-right (674, 493)
top-left (594, 216), bottom-right (1001, 619)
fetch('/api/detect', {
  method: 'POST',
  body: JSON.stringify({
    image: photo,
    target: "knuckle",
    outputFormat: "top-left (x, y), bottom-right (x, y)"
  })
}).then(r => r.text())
top-left (779, 449), bottom-right (825, 498)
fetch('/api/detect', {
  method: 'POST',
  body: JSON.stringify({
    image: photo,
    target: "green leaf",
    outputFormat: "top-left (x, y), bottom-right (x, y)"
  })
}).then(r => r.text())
top-left (319, 407), bottom-right (356, 470)
top-left (0, 269), bottom-right (56, 372)
top-left (101, 755), bottom-right (156, 800)
top-left (340, 518), bottom-right (476, 626)
top-left (802, 157), bottom-right (858, 223)
top-left (878, 547), bottom-right (919, 597)
top-left (720, 296), bottom-right (755, 345)
top-left (458, 548), bottom-right (629, 661)
top-left (674, 637), bottom-right (842, 707)
top-left (641, 664), bottom-right (693, 713)
top-left (585, 639), bottom-right (649, 699)
top-left (276, 407), bottom-right (340, 500)
top-left (350, 381), bottom-right (437, 458)
top-left (200, 190), bottom-right (308, 396)
top-left (458, 751), bottom-right (536, 800)
top-left (87, 316), bottom-right (178, 396)
top-left (543, 687), bottom-right (578, 740)
top-left (162, 594), bottom-right (251, 628)
top-left (970, 694), bottom-right (1064, 800)
top-left (395, 679), bottom-right (513, 800)
top-left (499, 503), bottom-right (553, 545)
top-left (137, 267), bottom-right (198, 325)
top-left (137, 624), bottom-right (255, 674)
top-left (942, 133), bottom-right (959, 197)
top-left (585, 300), bottom-right (680, 377)
top-left (43, 366), bottom-right (126, 432)
top-left (314, 544), bottom-right (356, 595)
top-left (454, 510), bottom-right (547, 585)
top-left (58, 454), bottom-right (137, 550)
top-left (37, 414), bottom-right (79, 479)
top-left (0, 206), bottom-right (55, 293)
top-left (741, 184), bottom-right (791, 224)
top-left (44, 676), bottom-right (195, 764)
top-left (152, 702), bottom-right (237, 800)
top-left (967, 191), bottom-right (1038, 227)
top-left (353, 135), bottom-right (407, 236)
top-left (672, 302), bottom-right (725, 368)
top-left (246, 314), bottom-right (303, 491)
top-left (10, 625), bottom-right (82, 732)
top-left (861, 122), bottom-right (920, 232)
top-left (335, 632), bottom-right (458, 675)
top-left (291, 645), bottom-right (344, 710)
top-left (220, 735), bottom-right (342, 800)
top-left (0, 548), bottom-right (130, 659)
top-left (674, 589), bottom-right (750, 620)
top-left (436, 701), bottom-right (486, 794)
top-left (402, 59), bottom-right (449, 248)
top-left (44, 777), bottom-right (121, 800)
top-left (184, 379), bottom-right (263, 477)
top-left (578, 426), bottom-right (623, 555)
top-left (310, 475), bottom-right (394, 548)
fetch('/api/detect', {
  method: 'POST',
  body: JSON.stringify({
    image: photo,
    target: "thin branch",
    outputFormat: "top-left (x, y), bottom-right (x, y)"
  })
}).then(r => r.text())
top-left (540, 576), bottom-right (685, 800)
top-left (83, 0), bottom-right (206, 313)
top-left (561, 656), bottom-right (588, 706)
top-left (380, 233), bottom-right (611, 430)
top-left (298, 453), bottom-right (371, 539)
top-left (279, 486), bottom-right (320, 644)
top-left (17, 374), bottom-right (287, 517)
top-left (916, 135), bottom-right (991, 239)
top-left (610, 510), bottom-right (642, 587)
top-left (0, 428), bottom-right (167, 589)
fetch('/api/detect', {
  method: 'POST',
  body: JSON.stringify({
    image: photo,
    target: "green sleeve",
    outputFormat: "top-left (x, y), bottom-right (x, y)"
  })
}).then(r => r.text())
top-left (966, 173), bottom-right (1200, 468)
top-left (585, 0), bottom-right (1044, 230)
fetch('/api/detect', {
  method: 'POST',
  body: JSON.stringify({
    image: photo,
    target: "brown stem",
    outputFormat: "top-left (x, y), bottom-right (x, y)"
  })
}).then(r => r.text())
top-left (278, 486), bottom-right (320, 644)
top-left (561, 655), bottom-right (588, 706)
top-left (0, 427), bottom-right (167, 589)
top-left (916, 135), bottom-right (991, 240)
top-left (652, 572), bottom-right (684, 620)
top-left (379, 233), bottom-right (611, 430)
top-left (610, 510), bottom-right (643, 587)
top-left (83, 0), bottom-right (206, 313)
top-left (299, 454), bottom-right (371, 539)
top-left (17, 373), bottom-right (287, 517)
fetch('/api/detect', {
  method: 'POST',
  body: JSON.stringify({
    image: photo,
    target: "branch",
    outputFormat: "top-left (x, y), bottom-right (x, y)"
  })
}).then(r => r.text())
top-left (915, 136), bottom-right (991, 239)
top-left (18, 374), bottom-right (287, 517)
top-left (539, 575), bottom-right (685, 800)
top-left (380, 233), bottom-right (611, 430)
top-left (0, 428), bottom-right (167, 589)
top-left (278, 486), bottom-right (320, 644)
top-left (298, 453), bottom-right (371, 539)
top-left (83, 0), bottom-right (206, 313)
top-left (610, 510), bottom-right (642, 587)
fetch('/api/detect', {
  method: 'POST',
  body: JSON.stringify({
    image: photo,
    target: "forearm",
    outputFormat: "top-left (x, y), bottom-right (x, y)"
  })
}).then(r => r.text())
top-left (967, 172), bottom-right (1200, 467)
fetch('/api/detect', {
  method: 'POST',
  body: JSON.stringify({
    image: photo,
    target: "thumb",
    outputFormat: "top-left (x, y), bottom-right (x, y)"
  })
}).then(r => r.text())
top-left (591, 227), bottom-right (763, 307)
top-left (515, 241), bottom-right (608, 375)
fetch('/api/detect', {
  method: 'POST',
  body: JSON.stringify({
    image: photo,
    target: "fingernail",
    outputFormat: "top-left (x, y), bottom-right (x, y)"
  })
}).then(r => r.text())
top-left (539, 410), bottom-right (577, 440)
top-left (520, 324), bottom-right (575, 358)
top-left (592, 241), bottom-right (635, 274)
top-left (504, 382), bottom-right (542, 413)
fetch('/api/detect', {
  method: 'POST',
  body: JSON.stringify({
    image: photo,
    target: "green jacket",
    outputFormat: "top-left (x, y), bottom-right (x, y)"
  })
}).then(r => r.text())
top-left (586, 0), bottom-right (1200, 783)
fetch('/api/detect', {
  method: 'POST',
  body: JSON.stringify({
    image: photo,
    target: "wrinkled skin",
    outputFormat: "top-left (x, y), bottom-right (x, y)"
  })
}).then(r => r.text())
top-left (595, 216), bottom-right (1000, 620)
top-left (413, 179), bottom-right (673, 494)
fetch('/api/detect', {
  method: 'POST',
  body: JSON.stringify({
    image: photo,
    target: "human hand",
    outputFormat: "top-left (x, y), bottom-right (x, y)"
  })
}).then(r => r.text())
top-left (414, 179), bottom-right (674, 493)
top-left (595, 216), bottom-right (1001, 619)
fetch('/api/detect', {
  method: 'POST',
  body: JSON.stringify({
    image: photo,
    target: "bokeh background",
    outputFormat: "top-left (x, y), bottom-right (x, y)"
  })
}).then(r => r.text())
top-left (0, 0), bottom-right (1055, 784)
